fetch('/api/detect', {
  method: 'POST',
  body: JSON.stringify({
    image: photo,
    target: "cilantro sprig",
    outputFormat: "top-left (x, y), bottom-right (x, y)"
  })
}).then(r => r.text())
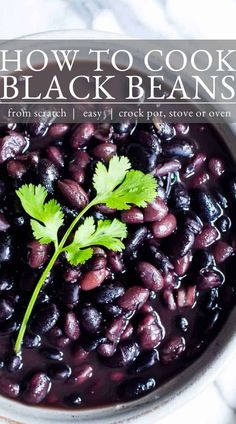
top-left (14, 156), bottom-right (157, 353)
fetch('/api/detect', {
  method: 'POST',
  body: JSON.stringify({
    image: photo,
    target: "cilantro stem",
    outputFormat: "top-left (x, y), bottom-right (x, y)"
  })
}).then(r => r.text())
top-left (14, 249), bottom-right (60, 354)
top-left (14, 197), bottom-right (99, 354)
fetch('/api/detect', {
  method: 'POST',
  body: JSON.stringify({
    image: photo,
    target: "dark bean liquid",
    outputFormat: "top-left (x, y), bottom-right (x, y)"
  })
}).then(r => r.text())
top-left (0, 120), bottom-right (235, 408)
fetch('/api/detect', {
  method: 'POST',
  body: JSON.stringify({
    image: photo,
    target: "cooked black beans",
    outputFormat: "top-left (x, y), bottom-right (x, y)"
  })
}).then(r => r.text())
top-left (22, 372), bottom-right (51, 404)
top-left (0, 233), bottom-right (13, 263)
top-left (162, 139), bottom-right (195, 158)
top-left (117, 377), bottom-right (156, 400)
top-left (48, 363), bottom-right (71, 380)
top-left (93, 282), bottom-right (125, 304)
top-left (0, 121), bottom-right (235, 410)
top-left (38, 159), bottom-right (59, 194)
top-left (129, 349), bottom-right (159, 374)
top-left (105, 341), bottom-right (140, 368)
top-left (30, 304), bottom-right (59, 335)
top-left (80, 307), bottom-right (102, 334)
top-left (170, 183), bottom-right (190, 210)
top-left (191, 188), bottom-right (221, 222)
top-left (40, 347), bottom-right (63, 361)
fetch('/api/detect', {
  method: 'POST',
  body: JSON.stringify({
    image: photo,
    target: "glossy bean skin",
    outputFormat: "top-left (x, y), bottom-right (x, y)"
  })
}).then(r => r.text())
top-left (80, 269), bottom-right (109, 291)
top-left (23, 373), bottom-right (51, 404)
top-left (105, 341), bottom-right (140, 368)
top-left (117, 377), bottom-right (156, 401)
top-left (194, 225), bottom-right (219, 249)
top-left (162, 139), bottom-right (195, 158)
top-left (136, 261), bottom-right (164, 291)
top-left (160, 337), bottom-right (186, 364)
top-left (213, 241), bottom-right (233, 263)
top-left (152, 214), bottom-right (177, 238)
top-left (121, 207), bottom-right (144, 224)
top-left (137, 314), bottom-right (164, 349)
top-left (70, 123), bottom-right (95, 148)
top-left (58, 179), bottom-right (88, 210)
top-left (143, 197), bottom-right (168, 222)
top-left (118, 287), bottom-right (149, 311)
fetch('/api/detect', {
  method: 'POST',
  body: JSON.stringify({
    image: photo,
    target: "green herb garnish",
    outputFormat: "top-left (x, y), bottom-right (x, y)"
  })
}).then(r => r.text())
top-left (14, 156), bottom-right (157, 353)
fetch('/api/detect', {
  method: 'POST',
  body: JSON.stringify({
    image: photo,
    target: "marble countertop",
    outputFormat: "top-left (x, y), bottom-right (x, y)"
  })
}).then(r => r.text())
top-left (1, 0), bottom-right (236, 423)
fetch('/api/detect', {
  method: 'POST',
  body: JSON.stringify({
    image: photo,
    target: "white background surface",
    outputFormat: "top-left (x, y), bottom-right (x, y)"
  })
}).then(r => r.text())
top-left (0, 0), bottom-right (236, 423)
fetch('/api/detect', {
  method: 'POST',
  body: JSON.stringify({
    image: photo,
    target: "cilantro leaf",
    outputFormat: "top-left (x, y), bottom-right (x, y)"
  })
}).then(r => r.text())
top-left (93, 156), bottom-right (131, 196)
top-left (104, 170), bottom-right (157, 210)
top-left (93, 156), bottom-right (157, 210)
top-left (16, 184), bottom-right (64, 245)
top-left (73, 216), bottom-right (96, 245)
top-left (16, 184), bottom-right (48, 221)
top-left (65, 217), bottom-right (127, 266)
top-left (66, 247), bottom-right (93, 266)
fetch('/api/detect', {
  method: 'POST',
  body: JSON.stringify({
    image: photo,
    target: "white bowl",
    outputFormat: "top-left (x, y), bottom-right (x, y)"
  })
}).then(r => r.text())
top-left (1, 30), bottom-right (236, 424)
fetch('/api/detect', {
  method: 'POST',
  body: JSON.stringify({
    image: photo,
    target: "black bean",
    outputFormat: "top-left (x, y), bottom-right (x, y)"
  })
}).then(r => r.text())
top-left (177, 316), bottom-right (189, 332)
top-left (180, 211), bottom-right (203, 235)
top-left (125, 132), bottom-right (161, 172)
top-left (166, 229), bottom-right (195, 258)
top-left (0, 298), bottom-right (14, 321)
top-left (134, 130), bottom-right (161, 151)
top-left (162, 139), bottom-right (195, 158)
top-left (0, 213), bottom-right (10, 231)
top-left (204, 289), bottom-right (219, 310)
top-left (0, 273), bottom-right (14, 292)
top-left (65, 392), bottom-right (82, 407)
top-left (216, 215), bottom-right (231, 233)
top-left (59, 282), bottom-right (80, 305)
top-left (191, 188), bottom-right (221, 222)
top-left (220, 169), bottom-right (236, 202)
top-left (0, 233), bottom-right (13, 263)
top-left (26, 122), bottom-right (49, 137)
top-left (40, 347), bottom-right (63, 361)
top-left (0, 131), bottom-right (27, 163)
top-left (197, 269), bottom-right (224, 290)
top-left (191, 250), bottom-right (214, 275)
top-left (102, 304), bottom-right (122, 317)
top-left (142, 241), bottom-right (174, 273)
top-left (80, 307), bottom-right (102, 334)
top-left (23, 372), bottom-right (51, 404)
top-left (153, 121), bottom-right (175, 140)
top-left (137, 314), bottom-right (163, 349)
top-left (136, 261), bottom-right (164, 291)
top-left (113, 122), bottom-right (133, 135)
top-left (70, 123), bottom-right (94, 148)
top-left (0, 319), bottom-right (17, 335)
top-left (38, 159), bottom-right (59, 194)
top-left (93, 283), bottom-right (125, 304)
top-left (82, 336), bottom-right (107, 352)
top-left (118, 377), bottom-right (156, 400)
top-left (64, 312), bottom-right (80, 341)
top-left (105, 341), bottom-right (140, 368)
top-left (160, 336), bottom-right (186, 364)
top-left (170, 183), bottom-right (190, 210)
top-left (58, 179), bottom-right (88, 210)
top-left (0, 376), bottom-right (19, 398)
top-left (213, 190), bottom-right (228, 209)
top-left (48, 363), bottom-right (71, 380)
top-left (124, 226), bottom-right (148, 257)
top-left (118, 287), bottom-right (149, 311)
top-left (5, 354), bottom-right (22, 372)
top-left (23, 333), bottom-right (41, 349)
top-left (129, 349), bottom-right (159, 374)
top-left (30, 303), bottom-right (59, 335)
